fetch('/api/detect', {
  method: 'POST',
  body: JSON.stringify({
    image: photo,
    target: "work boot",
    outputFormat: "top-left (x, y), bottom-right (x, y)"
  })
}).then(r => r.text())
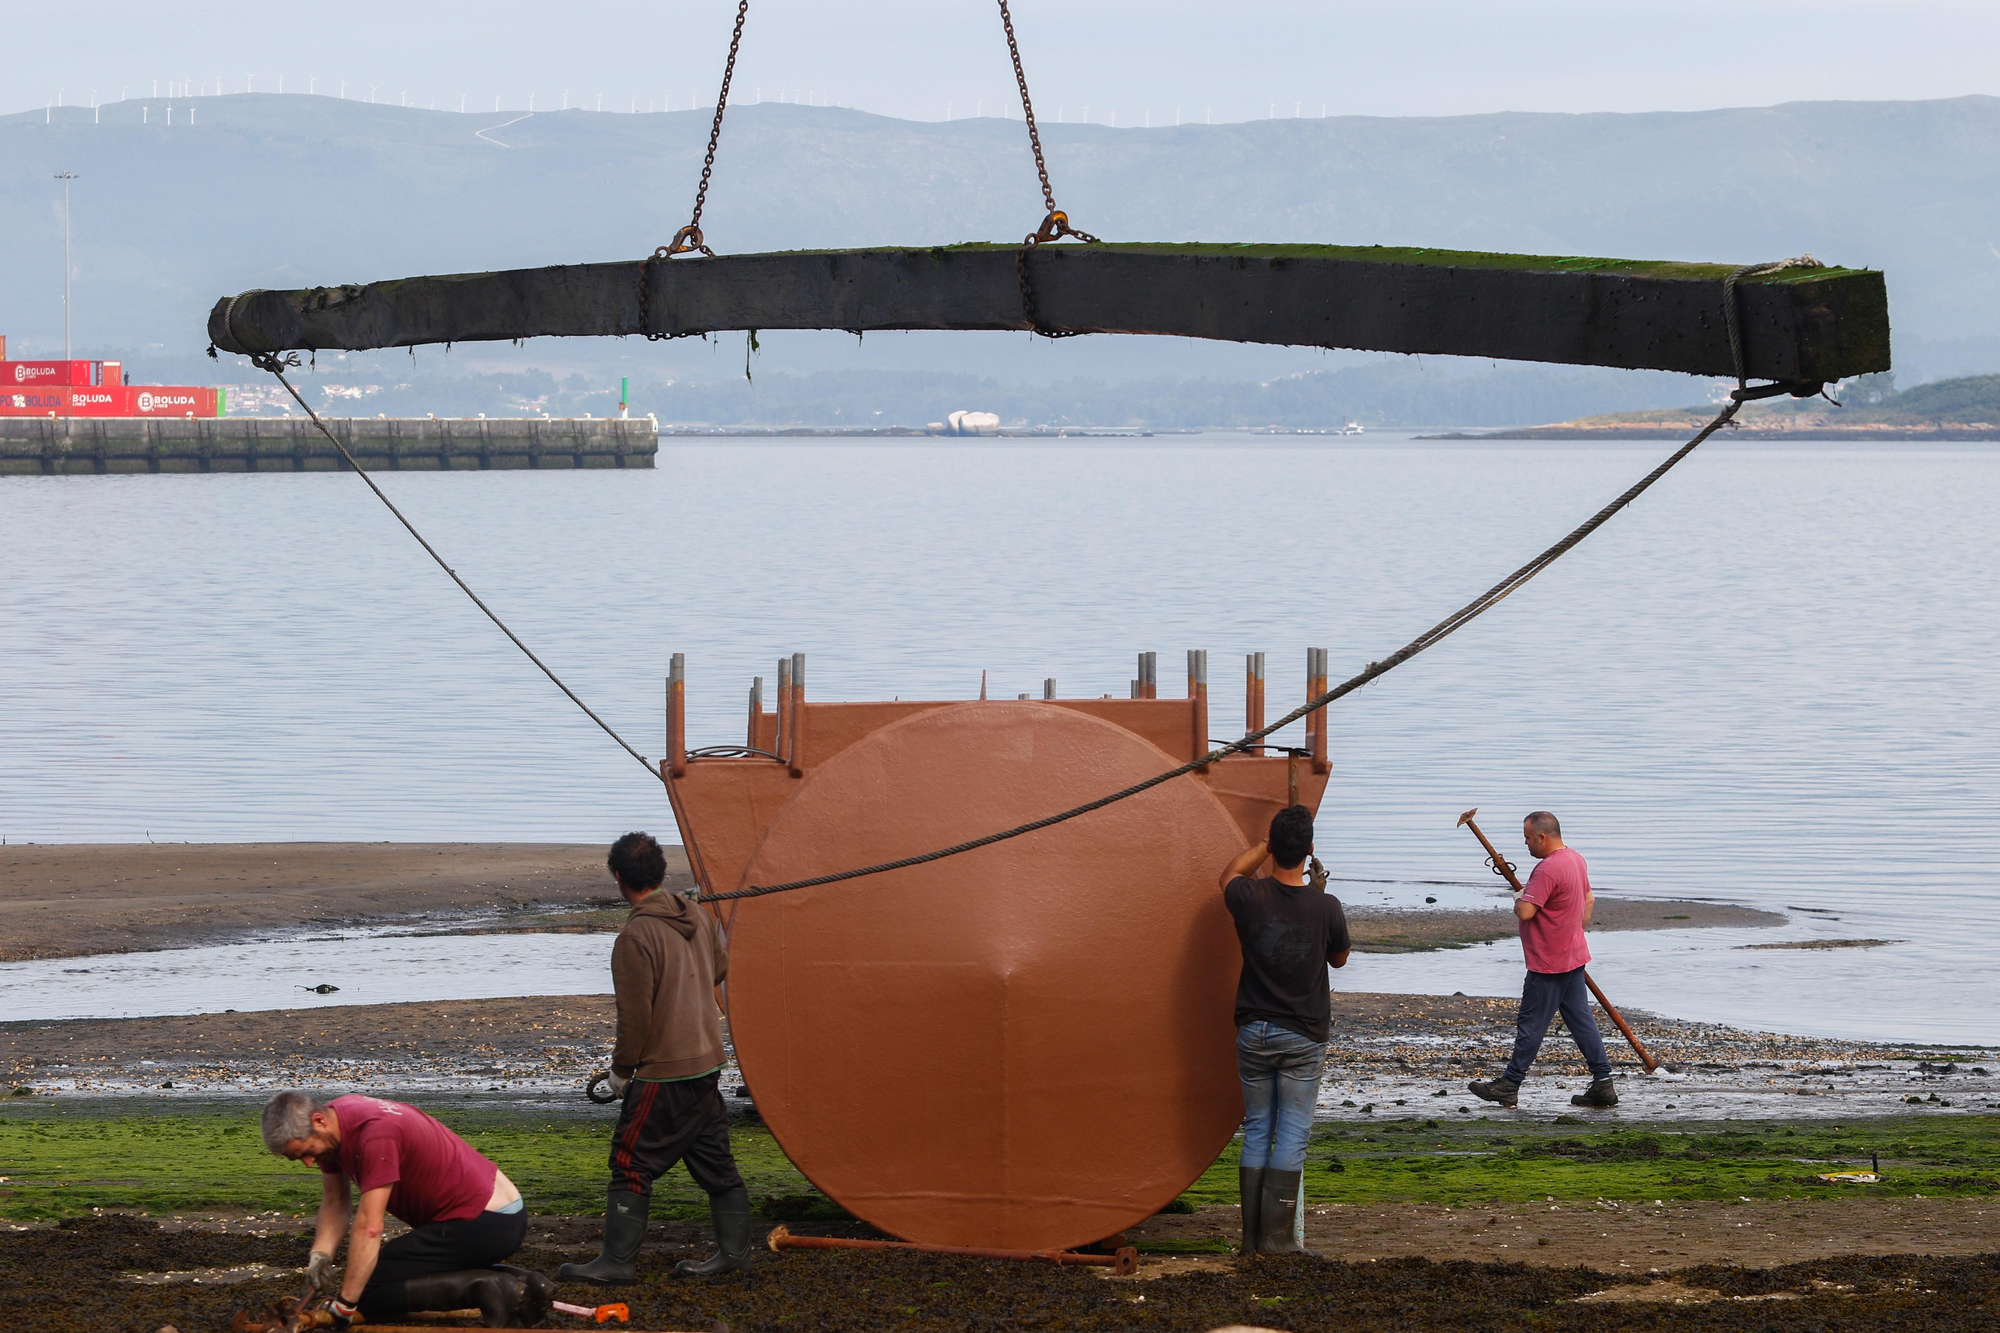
top-left (399, 1270), bottom-right (519, 1328)
top-left (1468, 1075), bottom-right (1521, 1109)
top-left (559, 1188), bottom-right (649, 1285)
top-left (493, 1264), bottom-right (556, 1325)
top-left (1237, 1166), bottom-right (1266, 1255)
top-left (1256, 1170), bottom-right (1320, 1257)
top-left (675, 1184), bottom-right (754, 1278)
top-left (1571, 1078), bottom-right (1620, 1108)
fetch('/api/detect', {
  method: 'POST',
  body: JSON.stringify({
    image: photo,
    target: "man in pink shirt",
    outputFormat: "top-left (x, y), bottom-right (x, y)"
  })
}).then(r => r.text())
top-left (263, 1092), bottom-right (552, 1329)
top-left (1467, 811), bottom-right (1618, 1110)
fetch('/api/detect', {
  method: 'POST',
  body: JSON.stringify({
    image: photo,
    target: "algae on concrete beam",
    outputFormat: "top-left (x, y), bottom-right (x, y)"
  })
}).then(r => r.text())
top-left (210, 244), bottom-right (1890, 383)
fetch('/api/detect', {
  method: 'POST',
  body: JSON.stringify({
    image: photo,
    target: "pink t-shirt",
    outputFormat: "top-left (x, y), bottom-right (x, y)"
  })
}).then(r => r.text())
top-left (320, 1095), bottom-right (498, 1226)
top-left (1518, 846), bottom-right (1592, 974)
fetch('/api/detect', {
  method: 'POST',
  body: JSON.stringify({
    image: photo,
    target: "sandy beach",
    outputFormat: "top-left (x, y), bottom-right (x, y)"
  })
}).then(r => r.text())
top-left (1, 842), bottom-right (1764, 963)
top-left (0, 842), bottom-right (695, 962)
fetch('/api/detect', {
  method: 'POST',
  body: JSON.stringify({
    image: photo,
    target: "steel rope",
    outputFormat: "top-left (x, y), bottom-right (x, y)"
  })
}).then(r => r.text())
top-left (697, 258), bottom-right (1822, 903)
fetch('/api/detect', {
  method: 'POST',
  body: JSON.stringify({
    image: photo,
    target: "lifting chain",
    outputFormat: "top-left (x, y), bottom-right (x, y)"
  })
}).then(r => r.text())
top-left (640, 0), bottom-right (751, 341)
top-left (997, 0), bottom-right (1101, 338)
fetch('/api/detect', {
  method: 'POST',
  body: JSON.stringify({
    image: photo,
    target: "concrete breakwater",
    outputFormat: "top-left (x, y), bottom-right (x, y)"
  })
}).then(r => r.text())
top-left (0, 416), bottom-right (658, 474)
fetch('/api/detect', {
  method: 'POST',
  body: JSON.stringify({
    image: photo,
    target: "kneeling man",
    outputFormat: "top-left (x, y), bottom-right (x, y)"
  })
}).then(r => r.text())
top-left (263, 1091), bottom-right (552, 1329)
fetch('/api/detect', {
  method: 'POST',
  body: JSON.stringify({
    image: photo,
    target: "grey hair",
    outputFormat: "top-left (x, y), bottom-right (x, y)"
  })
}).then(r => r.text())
top-left (261, 1090), bottom-right (323, 1154)
top-left (1525, 810), bottom-right (1561, 838)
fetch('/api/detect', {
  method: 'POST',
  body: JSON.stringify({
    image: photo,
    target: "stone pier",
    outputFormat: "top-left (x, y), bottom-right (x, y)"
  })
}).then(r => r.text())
top-left (0, 416), bottom-right (658, 475)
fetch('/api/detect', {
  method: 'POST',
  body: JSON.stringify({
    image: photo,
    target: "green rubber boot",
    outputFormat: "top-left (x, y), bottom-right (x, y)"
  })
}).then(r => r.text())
top-left (398, 1270), bottom-right (518, 1328)
top-left (1238, 1166), bottom-right (1266, 1255)
top-left (675, 1184), bottom-right (753, 1278)
top-left (558, 1189), bottom-right (648, 1285)
top-left (1257, 1169), bottom-right (1321, 1257)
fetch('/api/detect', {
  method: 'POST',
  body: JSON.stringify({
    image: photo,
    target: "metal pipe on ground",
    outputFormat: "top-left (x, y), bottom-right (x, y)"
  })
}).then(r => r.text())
top-left (765, 1222), bottom-right (1139, 1275)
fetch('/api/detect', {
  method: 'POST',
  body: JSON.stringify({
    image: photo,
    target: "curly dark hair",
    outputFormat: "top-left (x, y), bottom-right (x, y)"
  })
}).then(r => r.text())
top-left (607, 831), bottom-right (667, 891)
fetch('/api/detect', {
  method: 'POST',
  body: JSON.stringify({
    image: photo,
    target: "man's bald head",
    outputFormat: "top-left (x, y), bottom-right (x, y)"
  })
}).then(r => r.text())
top-left (1525, 811), bottom-right (1561, 838)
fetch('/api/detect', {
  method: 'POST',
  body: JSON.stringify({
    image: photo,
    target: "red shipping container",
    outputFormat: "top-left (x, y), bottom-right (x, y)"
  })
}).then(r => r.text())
top-left (0, 386), bottom-right (70, 416)
top-left (124, 385), bottom-right (218, 417)
top-left (61, 387), bottom-right (131, 417)
top-left (1, 360), bottom-right (103, 387)
top-left (0, 385), bottom-right (219, 417)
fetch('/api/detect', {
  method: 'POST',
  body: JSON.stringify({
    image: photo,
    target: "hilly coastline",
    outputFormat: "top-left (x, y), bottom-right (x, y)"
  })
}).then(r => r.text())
top-left (1442, 373), bottom-right (2000, 440)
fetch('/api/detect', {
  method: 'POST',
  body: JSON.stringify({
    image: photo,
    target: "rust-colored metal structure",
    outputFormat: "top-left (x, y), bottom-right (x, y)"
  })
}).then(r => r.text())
top-left (665, 650), bottom-right (1330, 1252)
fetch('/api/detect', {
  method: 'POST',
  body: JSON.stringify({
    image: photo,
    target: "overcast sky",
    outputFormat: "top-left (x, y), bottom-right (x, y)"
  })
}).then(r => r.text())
top-left (6, 1), bottom-right (1996, 123)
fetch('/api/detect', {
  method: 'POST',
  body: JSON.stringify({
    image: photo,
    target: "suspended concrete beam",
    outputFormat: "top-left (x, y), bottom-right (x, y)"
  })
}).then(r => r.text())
top-left (210, 243), bottom-right (1890, 384)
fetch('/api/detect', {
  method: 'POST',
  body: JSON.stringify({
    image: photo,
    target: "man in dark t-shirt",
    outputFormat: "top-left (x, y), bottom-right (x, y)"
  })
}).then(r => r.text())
top-left (1219, 803), bottom-right (1351, 1256)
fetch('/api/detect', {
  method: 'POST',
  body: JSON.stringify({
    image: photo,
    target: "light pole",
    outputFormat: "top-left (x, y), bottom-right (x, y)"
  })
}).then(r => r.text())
top-left (54, 171), bottom-right (78, 361)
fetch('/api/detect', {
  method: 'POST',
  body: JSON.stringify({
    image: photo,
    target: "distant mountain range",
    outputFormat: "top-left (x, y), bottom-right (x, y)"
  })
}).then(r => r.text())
top-left (5, 93), bottom-right (1997, 398)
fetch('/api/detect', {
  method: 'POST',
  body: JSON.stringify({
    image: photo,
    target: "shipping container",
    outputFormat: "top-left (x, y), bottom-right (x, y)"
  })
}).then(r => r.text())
top-left (62, 387), bottom-right (135, 417)
top-left (0, 388), bottom-right (69, 416)
top-left (1, 360), bottom-right (104, 387)
top-left (0, 385), bottom-right (222, 418)
top-left (124, 385), bottom-right (219, 417)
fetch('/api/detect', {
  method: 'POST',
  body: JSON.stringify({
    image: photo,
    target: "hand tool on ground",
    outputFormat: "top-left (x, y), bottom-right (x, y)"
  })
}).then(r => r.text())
top-left (1456, 808), bottom-right (1660, 1074)
top-left (384, 1303), bottom-right (629, 1325)
top-left (229, 1289), bottom-right (336, 1333)
top-left (552, 1300), bottom-right (631, 1324)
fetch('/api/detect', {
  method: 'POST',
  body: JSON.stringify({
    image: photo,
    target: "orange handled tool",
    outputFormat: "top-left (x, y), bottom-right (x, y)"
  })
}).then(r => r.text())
top-left (553, 1300), bottom-right (631, 1324)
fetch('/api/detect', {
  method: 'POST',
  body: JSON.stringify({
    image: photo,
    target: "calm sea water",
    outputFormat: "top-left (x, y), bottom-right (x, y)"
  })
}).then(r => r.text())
top-left (3, 433), bottom-right (1995, 1043)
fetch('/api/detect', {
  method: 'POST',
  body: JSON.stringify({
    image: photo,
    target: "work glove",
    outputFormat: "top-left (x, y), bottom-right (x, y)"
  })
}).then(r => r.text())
top-left (305, 1249), bottom-right (336, 1292)
top-left (607, 1071), bottom-right (630, 1097)
top-left (322, 1296), bottom-right (358, 1331)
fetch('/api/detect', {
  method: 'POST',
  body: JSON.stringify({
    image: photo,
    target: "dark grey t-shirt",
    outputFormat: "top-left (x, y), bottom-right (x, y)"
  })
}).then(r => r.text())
top-left (1224, 875), bottom-right (1351, 1043)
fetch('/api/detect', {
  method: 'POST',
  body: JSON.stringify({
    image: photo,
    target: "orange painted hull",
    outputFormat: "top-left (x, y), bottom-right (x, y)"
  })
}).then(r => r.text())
top-left (667, 685), bottom-right (1327, 1251)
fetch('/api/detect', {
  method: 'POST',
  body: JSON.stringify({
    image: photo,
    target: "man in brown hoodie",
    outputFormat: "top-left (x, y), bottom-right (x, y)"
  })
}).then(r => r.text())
top-left (559, 832), bottom-right (749, 1284)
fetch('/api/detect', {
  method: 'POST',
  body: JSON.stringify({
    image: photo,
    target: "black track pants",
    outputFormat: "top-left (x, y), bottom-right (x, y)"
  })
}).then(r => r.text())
top-left (607, 1069), bottom-right (745, 1197)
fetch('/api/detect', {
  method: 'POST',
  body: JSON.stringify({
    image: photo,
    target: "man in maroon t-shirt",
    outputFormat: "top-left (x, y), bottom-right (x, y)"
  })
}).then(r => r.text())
top-left (262, 1092), bottom-right (552, 1328)
top-left (1467, 811), bottom-right (1617, 1110)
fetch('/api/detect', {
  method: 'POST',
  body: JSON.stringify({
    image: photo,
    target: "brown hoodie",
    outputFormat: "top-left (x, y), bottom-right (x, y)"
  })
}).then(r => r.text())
top-left (609, 890), bottom-right (729, 1081)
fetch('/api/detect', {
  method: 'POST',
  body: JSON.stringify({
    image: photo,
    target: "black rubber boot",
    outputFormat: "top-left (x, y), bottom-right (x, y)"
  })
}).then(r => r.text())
top-left (1571, 1077), bottom-right (1619, 1108)
top-left (558, 1189), bottom-right (649, 1285)
top-left (493, 1264), bottom-right (557, 1325)
top-left (399, 1270), bottom-right (519, 1328)
top-left (1256, 1170), bottom-right (1320, 1257)
top-left (1238, 1166), bottom-right (1266, 1255)
top-left (675, 1184), bottom-right (753, 1278)
top-left (1468, 1075), bottom-right (1521, 1109)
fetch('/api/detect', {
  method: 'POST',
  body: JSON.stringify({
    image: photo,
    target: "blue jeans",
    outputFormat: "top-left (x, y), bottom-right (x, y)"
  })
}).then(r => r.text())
top-left (1502, 966), bottom-right (1612, 1084)
top-left (1237, 1021), bottom-right (1326, 1173)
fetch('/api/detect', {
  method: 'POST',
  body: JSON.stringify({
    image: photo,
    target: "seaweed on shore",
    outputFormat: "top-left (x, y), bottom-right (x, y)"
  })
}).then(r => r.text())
top-left (5, 1217), bottom-right (1997, 1333)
